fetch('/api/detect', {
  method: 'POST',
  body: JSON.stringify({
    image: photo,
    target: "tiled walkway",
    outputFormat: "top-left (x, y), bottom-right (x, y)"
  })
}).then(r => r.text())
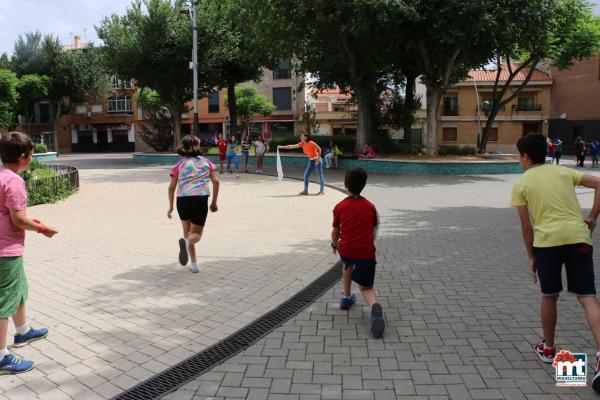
top-left (165, 160), bottom-right (600, 400)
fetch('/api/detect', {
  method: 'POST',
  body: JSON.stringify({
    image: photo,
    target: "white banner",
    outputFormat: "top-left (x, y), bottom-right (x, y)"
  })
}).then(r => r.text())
top-left (276, 149), bottom-right (284, 181)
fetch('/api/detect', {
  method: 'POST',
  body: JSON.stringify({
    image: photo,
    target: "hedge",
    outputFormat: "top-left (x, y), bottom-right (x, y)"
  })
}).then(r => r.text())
top-left (34, 143), bottom-right (48, 153)
top-left (438, 145), bottom-right (477, 155)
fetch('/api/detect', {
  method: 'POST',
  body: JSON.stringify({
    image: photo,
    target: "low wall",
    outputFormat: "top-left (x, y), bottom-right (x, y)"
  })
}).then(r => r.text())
top-left (33, 152), bottom-right (58, 162)
top-left (132, 153), bottom-right (523, 175)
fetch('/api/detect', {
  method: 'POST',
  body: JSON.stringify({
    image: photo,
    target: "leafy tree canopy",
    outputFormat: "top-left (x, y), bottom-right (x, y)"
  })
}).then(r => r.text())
top-left (0, 69), bottom-right (19, 129)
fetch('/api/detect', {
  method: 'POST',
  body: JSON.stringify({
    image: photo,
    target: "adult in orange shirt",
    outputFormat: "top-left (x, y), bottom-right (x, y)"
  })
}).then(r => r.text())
top-left (278, 133), bottom-right (325, 195)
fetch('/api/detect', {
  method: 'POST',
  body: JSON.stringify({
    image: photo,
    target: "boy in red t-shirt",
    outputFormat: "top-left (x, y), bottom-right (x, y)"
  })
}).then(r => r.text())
top-left (217, 134), bottom-right (227, 173)
top-left (332, 168), bottom-right (385, 338)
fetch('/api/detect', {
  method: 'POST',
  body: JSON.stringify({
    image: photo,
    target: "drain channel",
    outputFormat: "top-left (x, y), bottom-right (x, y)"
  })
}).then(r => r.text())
top-left (113, 261), bottom-right (342, 400)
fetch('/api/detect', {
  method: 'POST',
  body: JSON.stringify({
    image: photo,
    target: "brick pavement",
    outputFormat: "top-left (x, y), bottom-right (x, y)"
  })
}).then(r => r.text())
top-left (165, 160), bottom-right (600, 400)
top-left (0, 154), bottom-right (343, 400)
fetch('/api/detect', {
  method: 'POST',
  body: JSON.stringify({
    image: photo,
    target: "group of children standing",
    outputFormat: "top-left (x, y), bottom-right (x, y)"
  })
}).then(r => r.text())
top-left (216, 133), bottom-right (267, 176)
top-left (571, 136), bottom-right (600, 168)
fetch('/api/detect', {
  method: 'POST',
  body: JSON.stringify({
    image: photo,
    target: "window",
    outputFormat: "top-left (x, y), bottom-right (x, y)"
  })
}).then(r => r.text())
top-left (482, 98), bottom-right (504, 112)
top-left (518, 96), bottom-right (535, 110)
top-left (333, 127), bottom-right (343, 136)
top-left (208, 91), bottom-right (219, 113)
top-left (273, 59), bottom-right (292, 80)
top-left (273, 87), bottom-right (292, 110)
top-left (112, 131), bottom-right (129, 144)
top-left (443, 97), bottom-right (458, 116)
top-left (39, 103), bottom-right (51, 123)
top-left (107, 95), bottom-right (132, 114)
top-left (333, 103), bottom-right (349, 112)
top-left (442, 127), bottom-right (457, 142)
top-left (78, 131), bottom-right (93, 144)
top-left (76, 105), bottom-right (87, 115)
top-left (488, 128), bottom-right (498, 142)
top-left (92, 104), bottom-right (102, 114)
top-left (344, 128), bottom-right (357, 136)
top-left (110, 75), bottom-right (131, 89)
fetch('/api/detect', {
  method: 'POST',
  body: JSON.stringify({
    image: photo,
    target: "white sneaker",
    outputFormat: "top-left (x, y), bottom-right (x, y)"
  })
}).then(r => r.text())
top-left (189, 263), bottom-right (199, 273)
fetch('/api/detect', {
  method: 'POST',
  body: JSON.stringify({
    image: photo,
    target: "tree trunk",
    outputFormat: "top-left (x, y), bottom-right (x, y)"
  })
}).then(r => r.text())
top-left (402, 73), bottom-right (417, 144)
top-left (425, 86), bottom-right (441, 156)
top-left (479, 106), bottom-right (500, 153)
top-left (172, 109), bottom-right (182, 149)
top-left (227, 82), bottom-right (237, 138)
top-left (355, 81), bottom-right (373, 152)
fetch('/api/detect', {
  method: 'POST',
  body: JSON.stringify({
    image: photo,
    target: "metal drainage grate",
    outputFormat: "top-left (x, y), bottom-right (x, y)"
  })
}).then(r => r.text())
top-left (113, 261), bottom-right (342, 400)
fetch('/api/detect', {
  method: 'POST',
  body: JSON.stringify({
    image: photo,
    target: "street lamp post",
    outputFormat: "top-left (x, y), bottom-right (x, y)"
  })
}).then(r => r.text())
top-left (181, 1), bottom-right (199, 136)
top-left (191, 0), bottom-right (199, 136)
top-left (470, 75), bottom-right (482, 150)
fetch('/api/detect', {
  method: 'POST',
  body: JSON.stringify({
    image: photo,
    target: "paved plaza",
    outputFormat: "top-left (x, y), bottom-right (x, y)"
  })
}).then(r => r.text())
top-left (2, 154), bottom-right (600, 399)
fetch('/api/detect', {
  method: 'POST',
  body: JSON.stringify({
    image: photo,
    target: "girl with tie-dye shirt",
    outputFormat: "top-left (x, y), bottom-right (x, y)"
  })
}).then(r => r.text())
top-left (168, 135), bottom-right (220, 273)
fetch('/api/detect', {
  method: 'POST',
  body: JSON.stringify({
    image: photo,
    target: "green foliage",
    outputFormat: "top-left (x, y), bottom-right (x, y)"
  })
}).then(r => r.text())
top-left (16, 74), bottom-right (50, 126)
top-left (139, 109), bottom-right (174, 152)
top-left (438, 145), bottom-right (477, 156)
top-left (226, 86), bottom-right (276, 130)
top-left (396, 143), bottom-right (426, 155)
top-left (26, 176), bottom-right (74, 206)
top-left (34, 143), bottom-right (48, 153)
top-left (0, 53), bottom-right (11, 70)
top-left (0, 69), bottom-right (19, 129)
top-left (19, 161), bottom-right (74, 206)
top-left (136, 88), bottom-right (164, 114)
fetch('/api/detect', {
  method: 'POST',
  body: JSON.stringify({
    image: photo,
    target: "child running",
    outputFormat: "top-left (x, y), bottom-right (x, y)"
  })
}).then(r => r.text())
top-left (511, 133), bottom-right (600, 392)
top-left (168, 135), bottom-right (220, 273)
top-left (0, 132), bottom-right (57, 374)
top-left (226, 134), bottom-right (240, 177)
top-left (332, 168), bottom-right (385, 338)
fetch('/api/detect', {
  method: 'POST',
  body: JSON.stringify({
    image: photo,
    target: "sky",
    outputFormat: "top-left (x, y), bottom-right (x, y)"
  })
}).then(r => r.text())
top-left (1, 0), bottom-right (600, 56)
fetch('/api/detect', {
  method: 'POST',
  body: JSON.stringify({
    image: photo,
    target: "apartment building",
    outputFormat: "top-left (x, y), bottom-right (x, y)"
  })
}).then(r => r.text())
top-left (439, 65), bottom-right (552, 153)
top-left (549, 54), bottom-right (600, 153)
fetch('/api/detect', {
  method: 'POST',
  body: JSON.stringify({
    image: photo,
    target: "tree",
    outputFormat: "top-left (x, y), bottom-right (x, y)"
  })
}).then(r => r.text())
top-left (136, 88), bottom-right (173, 151)
top-left (10, 33), bottom-right (109, 146)
top-left (16, 74), bottom-right (51, 134)
top-left (248, 0), bottom-right (413, 151)
top-left (478, 0), bottom-right (600, 152)
top-left (405, 0), bottom-right (500, 155)
top-left (204, 0), bottom-right (267, 138)
top-left (0, 69), bottom-right (19, 129)
top-left (225, 86), bottom-right (275, 135)
top-left (97, 0), bottom-right (234, 147)
top-left (0, 53), bottom-right (11, 70)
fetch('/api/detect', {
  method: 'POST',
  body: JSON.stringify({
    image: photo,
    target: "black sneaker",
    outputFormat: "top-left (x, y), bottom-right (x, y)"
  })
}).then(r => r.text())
top-left (593, 356), bottom-right (600, 394)
top-left (178, 238), bottom-right (189, 265)
top-left (370, 303), bottom-right (385, 338)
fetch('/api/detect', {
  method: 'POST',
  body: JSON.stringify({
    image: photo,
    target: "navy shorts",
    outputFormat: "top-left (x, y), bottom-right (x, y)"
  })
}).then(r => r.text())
top-left (340, 256), bottom-right (377, 288)
top-left (534, 243), bottom-right (596, 296)
top-left (176, 195), bottom-right (209, 226)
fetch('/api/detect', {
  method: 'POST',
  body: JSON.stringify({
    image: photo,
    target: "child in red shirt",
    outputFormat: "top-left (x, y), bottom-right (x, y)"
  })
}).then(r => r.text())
top-left (217, 134), bottom-right (227, 173)
top-left (332, 168), bottom-right (385, 338)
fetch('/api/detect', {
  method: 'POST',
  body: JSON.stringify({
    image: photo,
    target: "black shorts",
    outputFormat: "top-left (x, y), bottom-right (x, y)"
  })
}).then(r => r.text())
top-left (534, 243), bottom-right (596, 296)
top-left (176, 195), bottom-right (209, 226)
top-left (340, 256), bottom-right (377, 288)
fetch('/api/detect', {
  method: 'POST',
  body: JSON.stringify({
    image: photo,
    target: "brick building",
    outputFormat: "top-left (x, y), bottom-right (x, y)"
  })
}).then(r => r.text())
top-left (549, 54), bottom-right (600, 153)
top-left (440, 66), bottom-right (552, 153)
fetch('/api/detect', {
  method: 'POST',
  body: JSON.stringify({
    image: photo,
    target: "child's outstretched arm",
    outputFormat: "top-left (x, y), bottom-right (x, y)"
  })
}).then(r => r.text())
top-left (9, 209), bottom-right (57, 237)
top-left (210, 170), bottom-right (219, 212)
top-left (167, 175), bottom-right (177, 218)
top-left (516, 205), bottom-right (536, 283)
top-left (579, 174), bottom-right (600, 232)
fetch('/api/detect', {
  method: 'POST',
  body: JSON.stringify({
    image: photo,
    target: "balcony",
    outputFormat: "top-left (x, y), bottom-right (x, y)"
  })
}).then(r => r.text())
top-left (512, 104), bottom-right (542, 112)
top-left (478, 104), bottom-right (505, 113)
top-left (442, 106), bottom-right (459, 116)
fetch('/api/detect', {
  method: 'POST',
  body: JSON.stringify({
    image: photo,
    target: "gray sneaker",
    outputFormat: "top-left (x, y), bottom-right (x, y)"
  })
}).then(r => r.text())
top-left (189, 263), bottom-right (199, 273)
top-left (370, 303), bottom-right (385, 338)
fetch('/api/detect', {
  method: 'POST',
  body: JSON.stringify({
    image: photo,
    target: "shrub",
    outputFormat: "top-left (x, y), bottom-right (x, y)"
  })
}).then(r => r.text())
top-left (396, 143), bottom-right (426, 155)
top-left (26, 175), bottom-right (74, 206)
top-left (139, 111), bottom-right (173, 152)
top-left (438, 145), bottom-right (477, 156)
top-left (34, 143), bottom-right (48, 153)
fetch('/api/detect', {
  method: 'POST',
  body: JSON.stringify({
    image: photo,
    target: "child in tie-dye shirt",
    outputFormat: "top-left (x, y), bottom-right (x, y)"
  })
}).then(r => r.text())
top-left (168, 135), bottom-right (220, 273)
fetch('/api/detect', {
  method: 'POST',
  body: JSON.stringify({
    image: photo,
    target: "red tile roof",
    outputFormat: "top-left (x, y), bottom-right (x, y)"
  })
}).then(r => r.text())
top-left (469, 64), bottom-right (551, 82)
